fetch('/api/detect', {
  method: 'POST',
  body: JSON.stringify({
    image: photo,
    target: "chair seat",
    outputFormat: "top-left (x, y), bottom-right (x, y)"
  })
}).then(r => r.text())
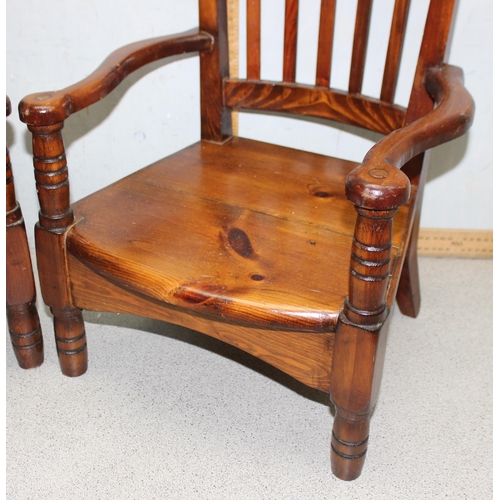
top-left (67, 137), bottom-right (410, 332)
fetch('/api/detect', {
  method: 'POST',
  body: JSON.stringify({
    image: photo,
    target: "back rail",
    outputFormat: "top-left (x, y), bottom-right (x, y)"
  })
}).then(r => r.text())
top-left (224, 79), bottom-right (406, 135)
top-left (229, 0), bottom-right (457, 134)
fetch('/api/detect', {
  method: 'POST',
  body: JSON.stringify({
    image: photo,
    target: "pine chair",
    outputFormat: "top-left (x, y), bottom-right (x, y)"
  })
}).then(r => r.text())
top-left (6, 96), bottom-right (44, 369)
top-left (18, 0), bottom-right (474, 480)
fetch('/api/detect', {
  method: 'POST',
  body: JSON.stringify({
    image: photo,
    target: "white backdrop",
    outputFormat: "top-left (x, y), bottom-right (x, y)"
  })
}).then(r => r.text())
top-left (6, 0), bottom-right (492, 248)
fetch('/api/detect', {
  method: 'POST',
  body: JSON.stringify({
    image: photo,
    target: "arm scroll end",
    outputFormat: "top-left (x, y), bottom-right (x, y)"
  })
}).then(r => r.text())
top-left (346, 161), bottom-right (410, 211)
top-left (19, 92), bottom-right (73, 126)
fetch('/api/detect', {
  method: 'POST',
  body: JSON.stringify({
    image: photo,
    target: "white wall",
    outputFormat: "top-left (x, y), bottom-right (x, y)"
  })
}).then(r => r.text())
top-left (6, 0), bottom-right (492, 248)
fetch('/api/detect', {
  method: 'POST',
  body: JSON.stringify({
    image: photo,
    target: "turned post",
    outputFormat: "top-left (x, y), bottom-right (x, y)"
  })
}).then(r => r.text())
top-left (6, 96), bottom-right (44, 369)
top-left (199, 0), bottom-right (232, 142)
top-left (330, 162), bottom-right (410, 480)
top-left (28, 120), bottom-right (87, 377)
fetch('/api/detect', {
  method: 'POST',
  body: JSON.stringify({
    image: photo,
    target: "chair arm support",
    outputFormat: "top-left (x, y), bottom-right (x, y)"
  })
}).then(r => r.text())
top-left (346, 64), bottom-right (475, 210)
top-left (18, 29), bottom-right (214, 126)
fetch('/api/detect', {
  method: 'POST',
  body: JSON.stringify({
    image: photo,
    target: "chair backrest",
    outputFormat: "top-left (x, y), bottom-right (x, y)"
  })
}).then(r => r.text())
top-left (198, 0), bottom-right (457, 143)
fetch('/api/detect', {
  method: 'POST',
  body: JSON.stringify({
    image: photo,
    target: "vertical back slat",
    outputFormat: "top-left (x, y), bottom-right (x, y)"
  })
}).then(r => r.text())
top-left (283, 0), bottom-right (299, 82)
top-left (349, 0), bottom-right (373, 94)
top-left (247, 0), bottom-right (261, 80)
top-left (380, 0), bottom-right (411, 103)
top-left (316, 0), bottom-right (336, 88)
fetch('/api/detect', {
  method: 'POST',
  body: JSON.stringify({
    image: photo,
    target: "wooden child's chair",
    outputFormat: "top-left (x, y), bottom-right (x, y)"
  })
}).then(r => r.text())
top-left (6, 96), bottom-right (44, 369)
top-left (19, 0), bottom-right (473, 480)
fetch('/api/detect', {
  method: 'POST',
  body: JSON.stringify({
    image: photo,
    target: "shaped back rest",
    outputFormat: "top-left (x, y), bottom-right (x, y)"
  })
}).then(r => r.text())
top-left (198, 0), bottom-right (457, 142)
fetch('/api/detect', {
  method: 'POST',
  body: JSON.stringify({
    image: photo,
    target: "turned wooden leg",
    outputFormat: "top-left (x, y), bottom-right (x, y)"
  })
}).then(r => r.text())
top-left (331, 408), bottom-right (370, 481)
top-left (6, 303), bottom-right (44, 369)
top-left (6, 96), bottom-right (44, 369)
top-left (6, 212), bottom-right (44, 369)
top-left (331, 202), bottom-right (402, 480)
top-left (53, 308), bottom-right (88, 377)
top-left (29, 122), bottom-right (88, 376)
top-left (330, 315), bottom-right (382, 481)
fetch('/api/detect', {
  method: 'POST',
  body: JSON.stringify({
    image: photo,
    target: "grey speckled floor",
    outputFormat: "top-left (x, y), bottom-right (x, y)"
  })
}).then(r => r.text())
top-left (6, 257), bottom-right (492, 499)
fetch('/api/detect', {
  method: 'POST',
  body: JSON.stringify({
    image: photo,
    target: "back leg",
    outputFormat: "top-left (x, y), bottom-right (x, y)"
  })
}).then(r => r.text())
top-left (397, 153), bottom-right (430, 319)
top-left (396, 218), bottom-right (421, 318)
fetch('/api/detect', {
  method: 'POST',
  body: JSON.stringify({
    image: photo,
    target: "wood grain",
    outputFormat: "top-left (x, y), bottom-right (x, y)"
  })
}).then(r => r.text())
top-left (316, 0), bottom-right (336, 88)
top-left (283, 0), bottom-right (299, 82)
top-left (349, 0), bottom-right (373, 95)
top-left (18, 0), bottom-right (473, 481)
top-left (246, 0), bottom-right (261, 80)
top-left (19, 31), bottom-right (213, 126)
top-left (67, 138), bottom-right (410, 333)
top-left (380, 0), bottom-right (411, 103)
top-left (346, 65), bottom-right (474, 211)
top-left (68, 254), bottom-right (335, 392)
top-left (224, 79), bottom-right (406, 134)
top-left (199, 2), bottom-right (233, 142)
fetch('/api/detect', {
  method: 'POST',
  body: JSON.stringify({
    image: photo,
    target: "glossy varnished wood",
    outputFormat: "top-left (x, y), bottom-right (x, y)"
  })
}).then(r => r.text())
top-left (316, 0), bottom-right (336, 88)
top-left (66, 138), bottom-right (411, 332)
top-left (26, 120), bottom-right (88, 377)
top-left (380, 0), bottom-right (411, 103)
top-left (283, 0), bottom-right (299, 83)
top-left (224, 80), bottom-right (406, 134)
top-left (349, 0), bottom-right (372, 95)
top-left (199, 2), bottom-right (232, 142)
top-left (246, 0), bottom-right (261, 80)
top-left (67, 254), bottom-right (335, 392)
top-left (19, 0), bottom-right (474, 482)
top-left (6, 96), bottom-right (44, 369)
top-left (19, 31), bottom-right (213, 127)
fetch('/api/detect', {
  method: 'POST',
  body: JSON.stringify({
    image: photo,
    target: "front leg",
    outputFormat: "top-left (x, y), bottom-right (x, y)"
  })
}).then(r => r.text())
top-left (330, 206), bottom-right (397, 480)
top-left (30, 122), bottom-right (88, 377)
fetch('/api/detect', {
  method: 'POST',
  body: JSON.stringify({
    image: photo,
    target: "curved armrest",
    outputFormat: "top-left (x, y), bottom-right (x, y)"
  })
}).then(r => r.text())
top-left (19, 29), bottom-right (214, 126)
top-left (346, 64), bottom-right (475, 210)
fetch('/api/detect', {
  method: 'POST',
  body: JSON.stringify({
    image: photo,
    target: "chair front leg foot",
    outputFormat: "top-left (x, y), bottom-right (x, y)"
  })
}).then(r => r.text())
top-left (53, 308), bottom-right (88, 377)
top-left (7, 302), bottom-right (44, 369)
top-left (330, 408), bottom-right (370, 481)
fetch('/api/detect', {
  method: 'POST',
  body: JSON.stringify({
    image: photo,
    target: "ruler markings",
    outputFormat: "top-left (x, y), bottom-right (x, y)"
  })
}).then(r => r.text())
top-left (417, 228), bottom-right (493, 258)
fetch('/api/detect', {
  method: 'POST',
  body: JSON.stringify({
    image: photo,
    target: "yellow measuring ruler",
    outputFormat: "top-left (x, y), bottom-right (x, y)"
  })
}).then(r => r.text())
top-left (418, 228), bottom-right (493, 258)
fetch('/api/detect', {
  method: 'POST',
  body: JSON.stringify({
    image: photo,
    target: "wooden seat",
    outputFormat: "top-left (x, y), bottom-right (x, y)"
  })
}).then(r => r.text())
top-left (19, 0), bottom-right (474, 480)
top-left (68, 138), bottom-right (412, 333)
